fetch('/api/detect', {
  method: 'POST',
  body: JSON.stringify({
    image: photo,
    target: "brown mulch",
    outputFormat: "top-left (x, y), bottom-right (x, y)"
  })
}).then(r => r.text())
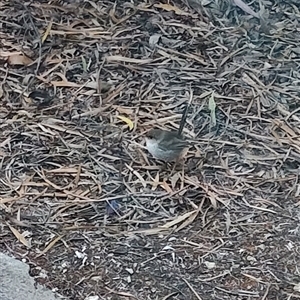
top-left (1, 0), bottom-right (300, 299)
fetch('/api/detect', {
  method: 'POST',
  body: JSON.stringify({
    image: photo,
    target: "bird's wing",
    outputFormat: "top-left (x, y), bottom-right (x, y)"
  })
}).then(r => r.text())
top-left (160, 133), bottom-right (189, 151)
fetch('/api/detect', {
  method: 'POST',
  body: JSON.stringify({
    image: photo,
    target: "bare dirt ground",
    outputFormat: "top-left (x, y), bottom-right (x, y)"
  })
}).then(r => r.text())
top-left (1, 1), bottom-right (300, 299)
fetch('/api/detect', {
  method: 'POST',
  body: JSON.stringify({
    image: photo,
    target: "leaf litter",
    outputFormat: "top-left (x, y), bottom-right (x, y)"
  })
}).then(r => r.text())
top-left (0, 0), bottom-right (300, 299)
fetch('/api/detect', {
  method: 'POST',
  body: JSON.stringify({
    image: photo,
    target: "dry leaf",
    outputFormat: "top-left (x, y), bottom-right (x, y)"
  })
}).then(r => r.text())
top-left (207, 191), bottom-right (218, 208)
top-left (0, 85), bottom-right (3, 99)
top-left (109, 6), bottom-right (120, 23)
top-left (204, 261), bottom-right (216, 269)
top-left (162, 210), bottom-right (197, 229)
top-left (117, 115), bottom-right (134, 130)
top-left (125, 163), bottom-right (146, 187)
top-left (154, 3), bottom-right (190, 16)
top-left (37, 235), bottom-right (64, 257)
top-left (106, 55), bottom-right (152, 64)
top-left (161, 180), bottom-right (173, 194)
top-left (42, 21), bottom-right (53, 43)
top-left (81, 55), bottom-right (87, 72)
top-left (7, 54), bottom-right (33, 66)
top-left (130, 227), bottom-right (169, 235)
top-left (233, 0), bottom-right (259, 18)
top-left (149, 34), bottom-right (161, 49)
top-left (8, 224), bottom-right (30, 247)
top-left (151, 172), bottom-right (160, 191)
top-left (208, 91), bottom-right (216, 126)
top-left (170, 173), bottom-right (181, 189)
top-left (175, 210), bottom-right (198, 232)
top-left (46, 167), bottom-right (79, 173)
top-left (294, 282), bottom-right (300, 292)
top-left (0, 51), bottom-right (17, 57)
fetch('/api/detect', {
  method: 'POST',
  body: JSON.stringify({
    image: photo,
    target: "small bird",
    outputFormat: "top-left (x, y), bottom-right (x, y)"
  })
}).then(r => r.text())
top-left (145, 129), bottom-right (190, 162)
